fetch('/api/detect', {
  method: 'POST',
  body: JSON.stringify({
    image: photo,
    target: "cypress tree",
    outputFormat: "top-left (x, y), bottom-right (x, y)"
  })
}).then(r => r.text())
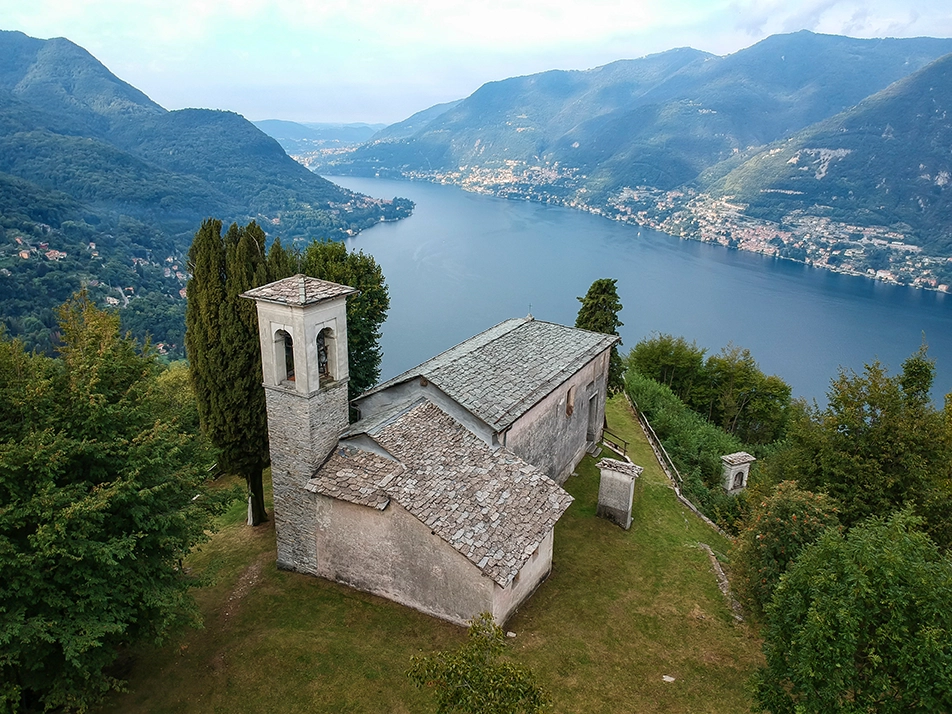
top-left (186, 220), bottom-right (270, 525)
top-left (576, 278), bottom-right (625, 393)
top-left (187, 223), bottom-right (390, 526)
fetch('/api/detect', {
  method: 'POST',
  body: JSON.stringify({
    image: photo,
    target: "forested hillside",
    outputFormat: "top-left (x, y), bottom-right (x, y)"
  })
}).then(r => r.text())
top-left (709, 52), bottom-right (952, 256)
top-left (0, 30), bottom-right (412, 356)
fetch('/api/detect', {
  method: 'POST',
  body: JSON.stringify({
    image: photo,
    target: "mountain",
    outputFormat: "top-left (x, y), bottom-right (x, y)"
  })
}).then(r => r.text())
top-left (708, 52), bottom-right (952, 256)
top-left (0, 30), bottom-right (412, 356)
top-left (319, 32), bottom-right (952, 197)
top-left (253, 119), bottom-right (386, 154)
top-left (370, 100), bottom-right (462, 141)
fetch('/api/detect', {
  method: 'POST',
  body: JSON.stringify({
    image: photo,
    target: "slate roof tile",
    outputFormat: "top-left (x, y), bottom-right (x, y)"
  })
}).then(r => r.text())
top-left (307, 399), bottom-right (573, 586)
top-left (358, 318), bottom-right (617, 431)
top-left (241, 274), bottom-right (356, 306)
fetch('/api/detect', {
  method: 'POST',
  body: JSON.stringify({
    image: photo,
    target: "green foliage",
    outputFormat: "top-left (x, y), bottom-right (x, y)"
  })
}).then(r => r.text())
top-left (624, 369), bottom-right (747, 531)
top-left (628, 333), bottom-right (706, 403)
top-left (407, 613), bottom-right (549, 714)
top-left (298, 241), bottom-right (390, 399)
top-left (0, 293), bottom-right (230, 712)
top-left (629, 335), bottom-right (791, 445)
top-left (767, 346), bottom-right (952, 545)
top-left (753, 510), bottom-right (952, 713)
top-left (575, 278), bottom-right (624, 393)
top-left (730, 481), bottom-right (840, 615)
top-left (185, 219), bottom-right (270, 525)
top-left (264, 238), bottom-right (390, 400)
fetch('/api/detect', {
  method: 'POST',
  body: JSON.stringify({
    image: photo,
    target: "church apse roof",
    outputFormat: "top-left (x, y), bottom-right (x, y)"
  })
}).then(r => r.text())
top-left (358, 317), bottom-right (618, 432)
top-left (306, 399), bottom-right (574, 587)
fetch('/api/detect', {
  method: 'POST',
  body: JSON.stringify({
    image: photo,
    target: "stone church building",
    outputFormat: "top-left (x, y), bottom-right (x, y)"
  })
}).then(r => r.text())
top-left (243, 275), bottom-right (618, 625)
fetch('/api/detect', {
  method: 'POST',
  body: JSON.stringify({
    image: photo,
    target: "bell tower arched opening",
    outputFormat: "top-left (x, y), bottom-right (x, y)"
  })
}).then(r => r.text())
top-left (317, 327), bottom-right (337, 387)
top-left (274, 329), bottom-right (295, 384)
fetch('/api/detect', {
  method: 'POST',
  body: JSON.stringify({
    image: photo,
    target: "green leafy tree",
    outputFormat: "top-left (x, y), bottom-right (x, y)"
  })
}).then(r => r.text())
top-left (754, 511), bottom-right (952, 713)
top-left (768, 346), bottom-right (952, 543)
top-left (185, 219), bottom-right (270, 525)
top-left (628, 333), bottom-right (706, 403)
top-left (628, 337), bottom-right (791, 445)
top-left (298, 240), bottom-right (389, 399)
top-left (730, 481), bottom-right (840, 615)
top-left (0, 293), bottom-right (229, 713)
top-left (575, 278), bottom-right (624, 393)
top-left (408, 613), bottom-right (548, 714)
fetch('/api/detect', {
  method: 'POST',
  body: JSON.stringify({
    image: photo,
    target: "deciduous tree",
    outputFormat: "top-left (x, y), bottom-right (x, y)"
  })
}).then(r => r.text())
top-left (730, 481), bottom-right (840, 615)
top-left (0, 294), bottom-right (229, 712)
top-left (754, 511), bottom-right (952, 713)
top-left (768, 346), bottom-right (952, 544)
top-left (408, 613), bottom-right (548, 714)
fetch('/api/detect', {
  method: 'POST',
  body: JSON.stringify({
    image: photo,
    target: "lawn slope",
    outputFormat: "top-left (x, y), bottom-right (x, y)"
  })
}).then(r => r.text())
top-left (98, 397), bottom-right (761, 713)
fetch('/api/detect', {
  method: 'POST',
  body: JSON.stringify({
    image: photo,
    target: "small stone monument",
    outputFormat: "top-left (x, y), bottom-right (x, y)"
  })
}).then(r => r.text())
top-left (596, 458), bottom-right (643, 530)
top-left (721, 452), bottom-right (756, 494)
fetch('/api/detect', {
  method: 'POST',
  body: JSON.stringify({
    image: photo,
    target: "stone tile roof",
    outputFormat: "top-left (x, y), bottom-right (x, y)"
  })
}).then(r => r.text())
top-left (305, 445), bottom-right (397, 510)
top-left (597, 458), bottom-right (644, 479)
top-left (359, 318), bottom-right (618, 431)
top-left (307, 399), bottom-right (574, 586)
top-left (240, 274), bottom-right (357, 306)
top-left (721, 452), bottom-right (756, 466)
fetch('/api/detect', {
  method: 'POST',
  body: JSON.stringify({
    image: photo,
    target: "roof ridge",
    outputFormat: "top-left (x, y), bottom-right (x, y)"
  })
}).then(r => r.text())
top-left (358, 317), bottom-right (529, 398)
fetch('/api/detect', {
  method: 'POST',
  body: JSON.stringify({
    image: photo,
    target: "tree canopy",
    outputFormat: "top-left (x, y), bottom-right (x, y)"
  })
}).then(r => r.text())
top-left (766, 346), bottom-right (952, 545)
top-left (730, 481), bottom-right (840, 614)
top-left (575, 278), bottom-right (624, 393)
top-left (754, 510), bottom-right (952, 713)
top-left (0, 293), bottom-right (229, 712)
top-left (186, 222), bottom-right (390, 525)
top-left (629, 334), bottom-right (791, 445)
top-left (408, 613), bottom-right (548, 714)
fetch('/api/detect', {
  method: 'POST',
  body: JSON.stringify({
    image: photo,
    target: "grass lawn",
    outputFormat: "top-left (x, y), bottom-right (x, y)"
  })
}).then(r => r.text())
top-left (97, 396), bottom-right (762, 713)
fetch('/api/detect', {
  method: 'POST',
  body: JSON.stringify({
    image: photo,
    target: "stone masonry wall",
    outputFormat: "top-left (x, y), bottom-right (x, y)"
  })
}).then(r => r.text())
top-left (265, 381), bottom-right (349, 572)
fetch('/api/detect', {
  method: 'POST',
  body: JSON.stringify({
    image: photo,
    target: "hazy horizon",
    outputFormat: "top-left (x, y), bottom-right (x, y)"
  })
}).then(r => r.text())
top-left (2, 0), bottom-right (951, 125)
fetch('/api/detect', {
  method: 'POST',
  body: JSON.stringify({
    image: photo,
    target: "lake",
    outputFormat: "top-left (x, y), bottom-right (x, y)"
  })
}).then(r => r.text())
top-left (329, 176), bottom-right (952, 404)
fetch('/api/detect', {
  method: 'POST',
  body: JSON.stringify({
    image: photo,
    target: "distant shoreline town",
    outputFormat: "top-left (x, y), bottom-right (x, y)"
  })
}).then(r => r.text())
top-left (305, 154), bottom-right (951, 294)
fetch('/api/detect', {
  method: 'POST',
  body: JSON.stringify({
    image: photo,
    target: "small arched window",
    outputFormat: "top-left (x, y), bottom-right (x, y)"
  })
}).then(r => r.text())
top-left (275, 329), bottom-right (295, 383)
top-left (317, 327), bottom-right (335, 386)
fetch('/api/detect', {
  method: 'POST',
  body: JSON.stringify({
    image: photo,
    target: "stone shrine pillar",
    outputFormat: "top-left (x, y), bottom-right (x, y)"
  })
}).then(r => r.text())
top-left (721, 452), bottom-right (756, 494)
top-left (596, 458), bottom-right (643, 530)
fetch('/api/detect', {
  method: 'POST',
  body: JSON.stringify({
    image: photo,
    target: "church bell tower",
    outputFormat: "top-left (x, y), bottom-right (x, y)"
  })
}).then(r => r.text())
top-left (242, 275), bottom-right (356, 571)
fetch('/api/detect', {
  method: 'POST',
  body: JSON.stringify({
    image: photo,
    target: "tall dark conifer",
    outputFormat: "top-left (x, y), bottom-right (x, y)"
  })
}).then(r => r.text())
top-left (186, 220), bottom-right (269, 525)
top-left (576, 278), bottom-right (625, 393)
top-left (187, 223), bottom-right (390, 526)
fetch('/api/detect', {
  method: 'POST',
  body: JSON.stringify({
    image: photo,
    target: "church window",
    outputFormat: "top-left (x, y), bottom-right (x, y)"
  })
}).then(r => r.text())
top-left (317, 327), bottom-right (335, 386)
top-left (566, 385), bottom-right (576, 416)
top-left (275, 329), bottom-right (294, 383)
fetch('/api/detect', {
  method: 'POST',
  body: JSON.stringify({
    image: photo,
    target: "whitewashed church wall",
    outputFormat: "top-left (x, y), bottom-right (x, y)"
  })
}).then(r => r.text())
top-left (312, 496), bottom-right (496, 625)
top-left (505, 351), bottom-right (610, 484)
top-left (491, 529), bottom-right (555, 624)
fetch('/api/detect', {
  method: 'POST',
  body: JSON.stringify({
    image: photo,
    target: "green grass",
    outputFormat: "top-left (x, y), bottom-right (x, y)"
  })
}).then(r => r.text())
top-left (96, 396), bottom-right (762, 713)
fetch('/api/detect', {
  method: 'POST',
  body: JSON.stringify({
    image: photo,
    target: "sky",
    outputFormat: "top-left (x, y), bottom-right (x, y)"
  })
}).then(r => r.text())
top-left (2, 0), bottom-right (951, 125)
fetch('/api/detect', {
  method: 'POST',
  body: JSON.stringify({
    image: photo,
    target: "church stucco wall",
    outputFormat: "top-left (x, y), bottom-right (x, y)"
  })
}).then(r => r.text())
top-left (491, 529), bottom-right (555, 623)
top-left (505, 351), bottom-right (610, 483)
top-left (312, 497), bottom-right (497, 625)
top-left (265, 381), bottom-right (348, 571)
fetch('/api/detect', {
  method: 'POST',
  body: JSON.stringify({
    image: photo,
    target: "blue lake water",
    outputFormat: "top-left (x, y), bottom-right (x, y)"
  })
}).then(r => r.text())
top-left (329, 176), bottom-right (952, 404)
